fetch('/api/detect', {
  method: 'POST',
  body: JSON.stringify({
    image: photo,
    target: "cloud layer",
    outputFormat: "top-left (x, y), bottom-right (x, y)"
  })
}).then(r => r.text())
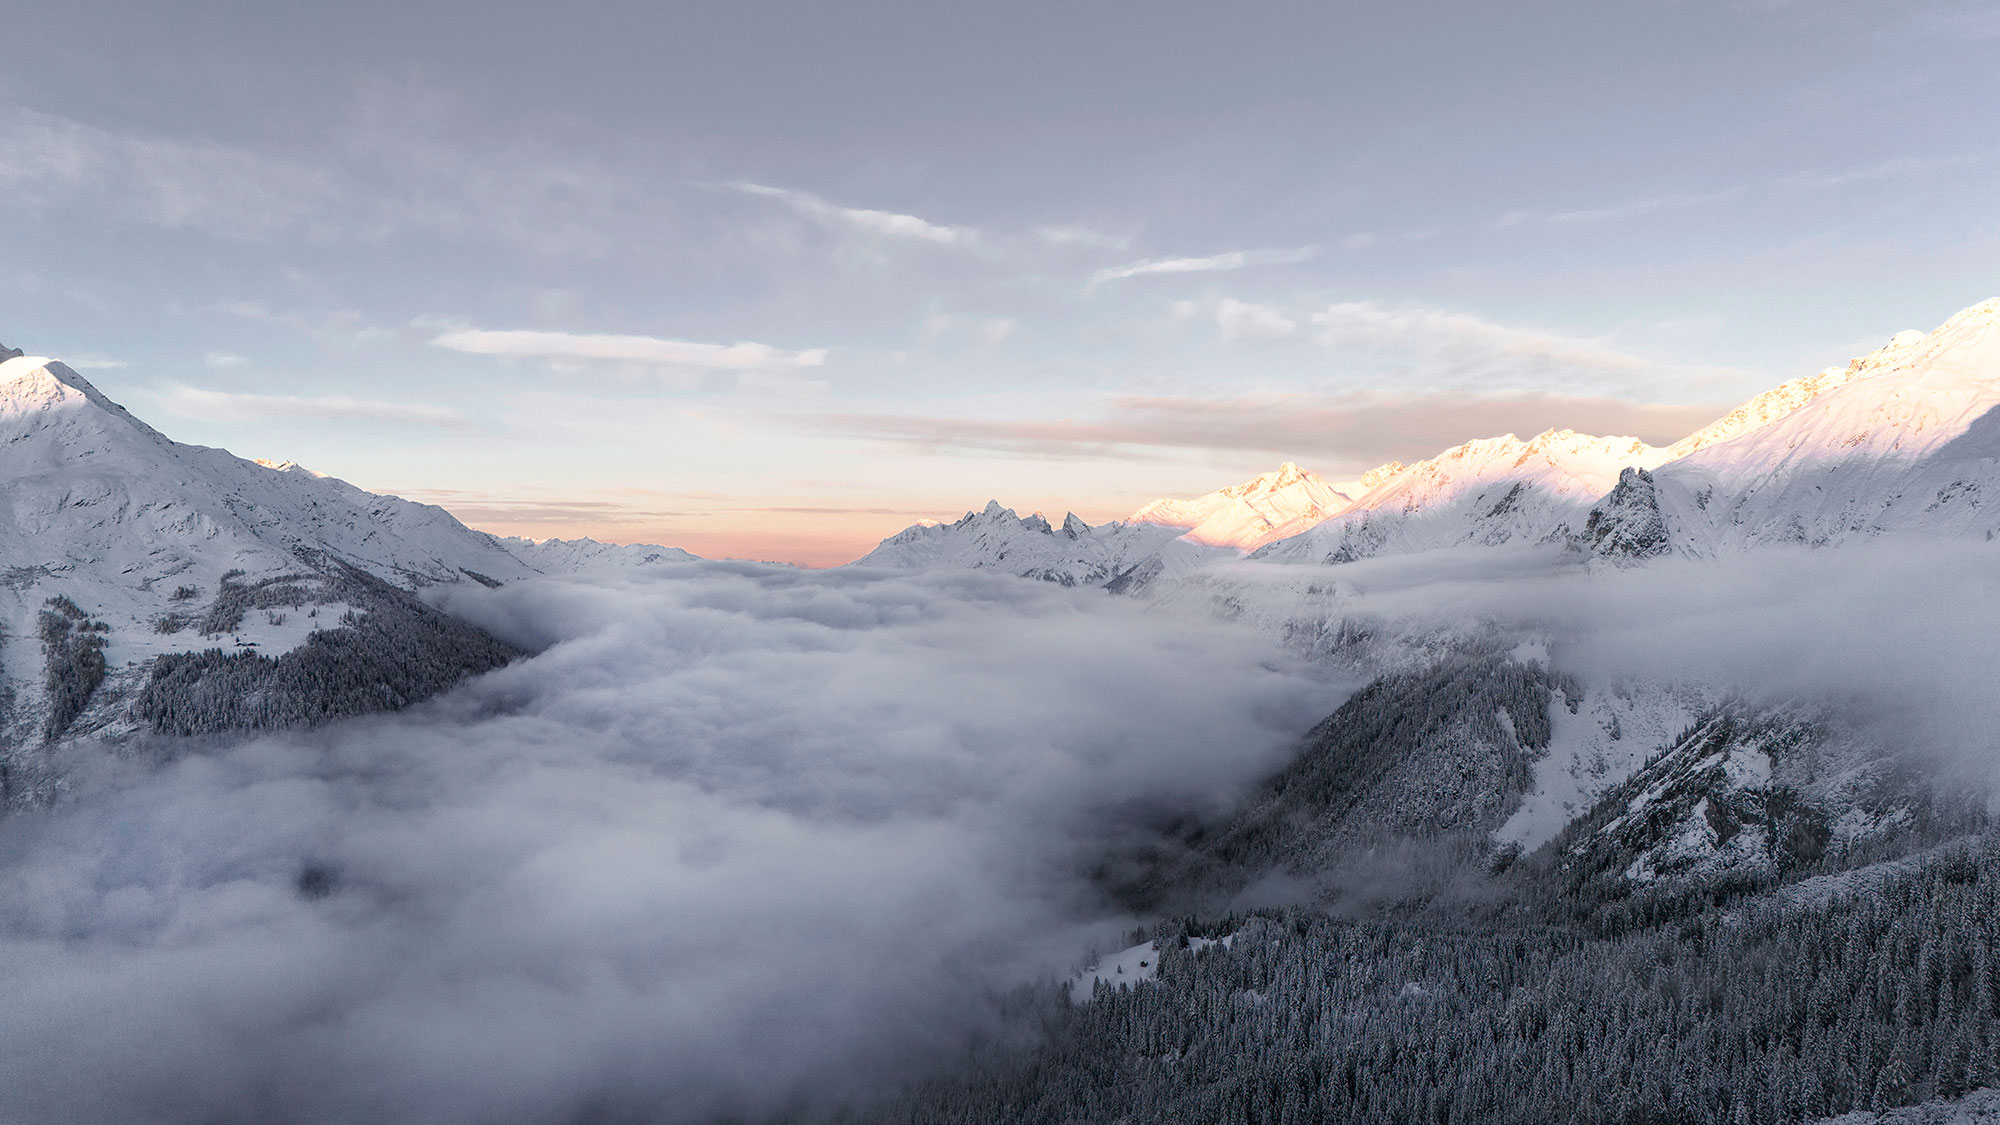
top-left (0, 564), bottom-right (1331, 1123)
top-left (800, 389), bottom-right (1733, 465)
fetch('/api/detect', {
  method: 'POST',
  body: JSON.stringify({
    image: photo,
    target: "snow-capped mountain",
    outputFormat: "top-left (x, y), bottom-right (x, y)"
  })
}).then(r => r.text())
top-left (1127, 461), bottom-right (1354, 550)
top-left (850, 500), bottom-right (1212, 586)
top-left (0, 351), bottom-right (693, 759)
top-left (499, 535), bottom-right (698, 574)
top-left (0, 353), bottom-right (541, 625)
top-left (1631, 299), bottom-right (2000, 552)
top-left (1252, 429), bottom-right (1672, 564)
top-left (865, 298), bottom-right (2000, 580)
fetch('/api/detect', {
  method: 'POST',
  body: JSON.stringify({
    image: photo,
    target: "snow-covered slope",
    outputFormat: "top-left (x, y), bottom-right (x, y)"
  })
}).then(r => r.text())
top-left (1127, 462), bottom-right (1354, 551)
top-left (854, 299), bottom-right (2000, 581)
top-left (499, 535), bottom-right (697, 575)
top-left (1614, 300), bottom-right (2000, 554)
top-left (0, 353), bottom-right (695, 756)
top-left (851, 501), bottom-right (1214, 586)
top-left (1252, 430), bottom-right (1670, 564)
top-left (0, 356), bottom-right (539, 636)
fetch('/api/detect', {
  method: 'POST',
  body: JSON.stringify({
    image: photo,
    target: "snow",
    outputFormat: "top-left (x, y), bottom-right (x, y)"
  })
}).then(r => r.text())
top-left (1495, 679), bottom-right (1707, 850)
top-left (1817, 1085), bottom-right (2000, 1124)
top-left (1252, 429), bottom-right (1671, 565)
top-left (858, 298), bottom-right (2000, 586)
top-left (850, 499), bottom-right (1218, 586)
top-left (1127, 462), bottom-right (1355, 551)
top-left (499, 535), bottom-right (697, 574)
top-left (0, 356), bottom-right (697, 739)
top-left (1069, 933), bottom-right (1236, 1003)
top-left (1070, 940), bottom-right (1160, 1002)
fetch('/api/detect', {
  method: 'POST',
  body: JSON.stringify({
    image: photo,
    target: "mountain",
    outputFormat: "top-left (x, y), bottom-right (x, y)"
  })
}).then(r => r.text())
top-left (863, 298), bottom-right (2000, 580)
top-left (0, 352), bottom-right (691, 778)
top-left (1251, 429), bottom-right (1672, 564)
top-left (1127, 461), bottom-right (1354, 550)
top-left (850, 500), bottom-right (1211, 586)
top-left (852, 463), bottom-right (1370, 586)
top-left (498, 535), bottom-right (698, 574)
top-left (1626, 299), bottom-right (2000, 553)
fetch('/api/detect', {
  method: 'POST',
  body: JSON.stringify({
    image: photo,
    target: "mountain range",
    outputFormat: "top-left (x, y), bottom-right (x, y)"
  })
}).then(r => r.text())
top-left (858, 298), bottom-right (2000, 581)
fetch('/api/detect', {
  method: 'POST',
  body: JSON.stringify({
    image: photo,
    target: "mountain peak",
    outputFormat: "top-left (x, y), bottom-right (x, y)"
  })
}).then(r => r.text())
top-left (0, 356), bottom-right (166, 441)
top-left (1128, 462), bottom-right (1353, 550)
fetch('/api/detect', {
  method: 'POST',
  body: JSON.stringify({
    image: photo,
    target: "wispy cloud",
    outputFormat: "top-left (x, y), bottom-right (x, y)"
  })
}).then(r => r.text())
top-left (62, 356), bottom-right (128, 371)
top-left (159, 385), bottom-right (469, 427)
top-left (729, 182), bottom-right (975, 246)
top-left (791, 390), bottom-right (1732, 466)
top-left (1310, 301), bottom-right (1751, 391)
top-left (432, 328), bottom-right (829, 370)
top-left (0, 107), bottom-right (335, 239)
top-left (1034, 224), bottom-right (1131, 250)
top-left (1783, 153), bottom-right (1988, 191)
top-left (1090, 245), bottom-right (1320, 286)
top-left (1498, 187), bottom-right (1744, 228)
top-left (1215, 299), bottom-right (1296, 341)
top-left (1544, 188), bottom-right (1746, 225)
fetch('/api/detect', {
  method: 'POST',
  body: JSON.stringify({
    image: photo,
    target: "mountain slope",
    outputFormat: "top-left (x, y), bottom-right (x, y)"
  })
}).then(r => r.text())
top-left (1252, 429), bottom-right (1671, 564)
top-left (1597, 300), bottom-right (2000, 555)
top-left (850, 501), bottom-right (1210, 586)
top-left (1127, 462), bottom-right (1354, 550)
top-left (0, 353), bottom-right (691, 770)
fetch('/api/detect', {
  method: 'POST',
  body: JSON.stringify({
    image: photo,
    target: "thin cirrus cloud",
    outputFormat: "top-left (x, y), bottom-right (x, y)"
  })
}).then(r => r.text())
top-left (432, 328), bottom-right (830, 370)
top-left (1090, 245), bottom-right (1321, 286)
top-left (792, 390), bottom-right (1734, 467)
top-left (160, 385), bottom-right (470, 427)
top-left (728, 181), bottom-right (975, 246)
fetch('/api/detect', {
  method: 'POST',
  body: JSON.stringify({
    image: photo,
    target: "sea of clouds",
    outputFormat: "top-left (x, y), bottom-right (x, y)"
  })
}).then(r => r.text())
top-left (0, 562), bottom-right (1338, 1124)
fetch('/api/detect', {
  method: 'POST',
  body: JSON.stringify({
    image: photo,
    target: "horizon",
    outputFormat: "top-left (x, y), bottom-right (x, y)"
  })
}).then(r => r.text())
top-left (6, 1), bottom-right (1998, 565)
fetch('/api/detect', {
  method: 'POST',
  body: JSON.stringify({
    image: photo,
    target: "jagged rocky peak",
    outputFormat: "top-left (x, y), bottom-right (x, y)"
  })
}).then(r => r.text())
top-left (0, 340), bottom-right (22, 361)
top-left (1061, 512), bottom-right (1091, 538)
top-left (1581, 466), bottom-right (1670, 561)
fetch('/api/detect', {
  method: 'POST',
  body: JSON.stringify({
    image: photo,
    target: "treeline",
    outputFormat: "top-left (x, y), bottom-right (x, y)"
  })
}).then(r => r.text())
top-left (868, 838), bottom-right (2000, 1125)
top-left (38, 595), bottom-right (107, 741)
top-left (1108, 649), bottom-right (1573, 914)
top-left (133, 566), bottom-right (518, 735)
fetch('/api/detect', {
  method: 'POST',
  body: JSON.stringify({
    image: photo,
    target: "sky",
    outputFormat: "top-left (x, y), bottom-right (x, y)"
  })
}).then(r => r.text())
top-left (3, 0), bottom-right (1998, 564)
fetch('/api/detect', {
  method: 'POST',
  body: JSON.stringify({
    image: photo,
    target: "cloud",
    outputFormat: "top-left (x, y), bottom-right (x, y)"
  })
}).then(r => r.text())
top-left (204, 351), bottom-right (251, 369)
top-left (1539, 187), bottom-right (1746, 225)
top-left (432, 328), bottom-right (830, 370)
top-left (1283, 541), bottom-right (2000, 788)
top-left (1782, 153), bottom-right (1988, 192)
top-left (0, 107), bottom-right (337, 239)
top-left (1090, 245), bottom-right (1320, 286)
top-left (0, 98), bottom-right (657, 256)
top-left (794, 389), bottom-right (1734, 465)
top-left (1034, 224), bottom-right (1131, 250)
top-left (159, 385), bottom-right (470, 427)
top-left (730, 182), bottom-right (975, 246)
top-left (0, 565), bottom-right (1329, 1122)
top-left (1310, 300), bottom-right (1752, 391)
top-left (924, 314), bottom-right (1016, 346)
top-left (1215, 299), bottom-right (1297, 341)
